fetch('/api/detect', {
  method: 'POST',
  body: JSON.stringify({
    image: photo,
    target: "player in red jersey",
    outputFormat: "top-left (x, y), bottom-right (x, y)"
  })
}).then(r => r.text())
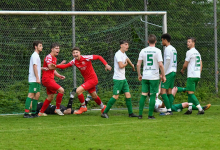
top-left (38, 43), bottom-right (66, 116)
top-left (54, 47), bottom-right (112, 114)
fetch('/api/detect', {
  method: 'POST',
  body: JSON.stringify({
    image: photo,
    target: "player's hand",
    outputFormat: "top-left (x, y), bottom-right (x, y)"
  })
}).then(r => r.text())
top-left (105, 64), bottom-right (112, 71)
top-left (180, 69), bottom-right (184, 75)
top-left (161, 76), bottom-right (166, 83)
top-left (36, 78), bottom-right (41, 84)
top-left (50, 64), bottom-right (57, 70)
top-left (59, 75), bottom-right (65, 80)
top-left (131, 64), bottom-right (135, 71)
top-left (124, 61), bottom-right (128, 67)
top-left (42, 67), bottom-right (49, 71)
top-left (138, 75), bottom-right (142, 81)
top-left (60, 60), bottom-right (66, 65)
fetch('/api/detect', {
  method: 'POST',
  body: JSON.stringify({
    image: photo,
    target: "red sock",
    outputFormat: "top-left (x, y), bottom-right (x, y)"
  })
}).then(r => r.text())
top-left (94, 96), bottom-right (101, 105)
top-left (78, 94), bottom-right (85, 105)
top-left (56, 93), bottom-right (63, 109)
top-left (40, 99), bottom-right (51, 113)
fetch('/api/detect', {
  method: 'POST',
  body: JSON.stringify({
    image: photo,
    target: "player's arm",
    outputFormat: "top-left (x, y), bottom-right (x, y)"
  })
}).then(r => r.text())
top-left (54, 70), bottom-right (65, 80)
top-left (200, 60), bottom-right (203, 73)
top-left (56, 63), bottom-right (72, 69)
top-left (136, 60), bottom-right (142, 81)
top-left (33, 64), bottom-right (40, 84)
top-left (92, 55), bottom-right (112, 71)
top-left (126, 58), bottom-right (135, 71)
top-left (159, 61), bottom-right (166, 83)
top-left (180, 61), bottom-right (189, 74)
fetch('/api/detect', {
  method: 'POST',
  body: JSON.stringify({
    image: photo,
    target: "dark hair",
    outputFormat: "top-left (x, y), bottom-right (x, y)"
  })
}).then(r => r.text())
top-left (50, 43), bottom-right (60, 49)
top-left (33, 41), bottom-right (42, 49)
top-left (148, 34), bottom-right (157, 44)
top-left (119, 40), bottom-right (129, 45)
top-left (187, 37), bottom-right (196, 43)
top-left (161, 33), bottom-right (171, 42)
top-left (72, 47), bottom-right (80, 52)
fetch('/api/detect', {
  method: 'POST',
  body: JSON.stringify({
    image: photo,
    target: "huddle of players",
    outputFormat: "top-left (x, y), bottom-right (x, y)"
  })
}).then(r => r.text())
top-left (24, 33), bottom-right (206, 119)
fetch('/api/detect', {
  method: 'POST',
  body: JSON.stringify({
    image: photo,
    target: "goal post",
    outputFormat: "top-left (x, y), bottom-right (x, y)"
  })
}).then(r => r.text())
top-left (0, 10), bottom-right (167, 113)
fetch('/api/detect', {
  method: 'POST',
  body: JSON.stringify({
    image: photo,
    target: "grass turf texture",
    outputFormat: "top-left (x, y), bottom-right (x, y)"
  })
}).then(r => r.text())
top-left (0, 106), bottom-right (220, 150)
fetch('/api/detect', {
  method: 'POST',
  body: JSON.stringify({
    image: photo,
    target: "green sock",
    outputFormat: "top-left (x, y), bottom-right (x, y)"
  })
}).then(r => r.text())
top-left (139, 95), bottom-right (147, 116)
top-left (104, 97), bottom-right (116, 113)
top-left (192, 105), bottom-right (198, 110)
top-left (24, 97), bottom-right (32, 114)
top-left (148, 93), bottom-right (156, 116)
top-left (168, 94), bottom-right (174, 107)
top-left (125, 98), bottom-right (133, 115)
top-left (31, 99), bottom-right (38, 114)
top-left (177, 87), bottom-right (186, 92)
top-left (161, 94), bottom-right (171, 109)
top-left (188, 94), bottom-right (200, 106)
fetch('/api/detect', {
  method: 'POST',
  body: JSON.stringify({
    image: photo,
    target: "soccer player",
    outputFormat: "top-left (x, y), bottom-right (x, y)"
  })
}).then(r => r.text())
top-left (24, 41), bottom-right (48, 118)
top-left (38, 43), bottom-right (66, 116)
top-left (101, 40), bottom-right (138, 118)
top-left (181, 37), bottom-right (204, 115)
top-left (137, 34), bottom-right (166, 119)
top-left (154, 87), bottom-right (211, 113)
top-left (54, 47), bottom-right (112, 115)
top-left (160, 33), bottom-right (177, 115)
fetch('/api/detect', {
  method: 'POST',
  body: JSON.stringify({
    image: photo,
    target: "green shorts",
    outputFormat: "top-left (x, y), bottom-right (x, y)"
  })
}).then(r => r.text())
top-left (142, 79), bottom-right (160, 94)
top-left (186, 78), bottom-right (200, 92)
top-left (113, 79), bottom-right (130, 95)
top-left (161, 72), bottom-right (176, 89)
top-left (171, 104), bottom-right (183, 112)
top-left (28, 82), bottom-right (41, 93)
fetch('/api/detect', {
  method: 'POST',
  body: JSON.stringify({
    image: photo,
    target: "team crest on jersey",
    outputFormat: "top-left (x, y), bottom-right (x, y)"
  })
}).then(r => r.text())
top-left (82, 61), bottom-right (85, 65)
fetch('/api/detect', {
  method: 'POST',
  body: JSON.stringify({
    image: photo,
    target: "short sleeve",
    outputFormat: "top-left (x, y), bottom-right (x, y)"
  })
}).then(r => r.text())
top-left (69, 59), bottom-right (75, 66)
top-left (45, 55), bottom-right (53, 65)
top-left (157, 50), bottom-right (163, 62)
top-left (32, 54), bottom-right (38, 65)
top-left (185, 51), bottom-right (191, 62)
top-left (115, 53), bottom-right (122, 62)
top-left (138, 50), bottom-right (143, 60)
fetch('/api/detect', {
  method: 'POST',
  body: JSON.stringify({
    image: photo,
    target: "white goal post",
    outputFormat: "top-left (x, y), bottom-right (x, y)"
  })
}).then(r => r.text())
top-left (0, 11), bottom-right (167, 33)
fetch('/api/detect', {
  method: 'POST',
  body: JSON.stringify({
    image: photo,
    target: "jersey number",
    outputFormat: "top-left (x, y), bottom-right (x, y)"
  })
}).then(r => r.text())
top-left (195, 56), bottom-right (200, 67)
top-left (147, 54), bottom-right (153, 66)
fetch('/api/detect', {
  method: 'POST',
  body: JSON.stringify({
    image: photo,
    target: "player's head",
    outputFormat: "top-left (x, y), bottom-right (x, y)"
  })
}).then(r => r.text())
top-left (148, 34), bottom-right (157, 44)
top-left (50, 43), bottom-right (60, 56)
top-left (33, 41), bottom-right (43, 52)
top-left (187, 37), bottom-right (196, 49)
top-left (161, 33), bottom-right (171, 46)
top-left (119, 40), bottom-right (129, 52)
top-left (72, 47), bottom-right (81, 60)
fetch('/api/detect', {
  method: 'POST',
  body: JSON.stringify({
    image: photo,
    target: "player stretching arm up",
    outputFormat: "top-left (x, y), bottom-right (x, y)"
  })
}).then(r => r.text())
top-left (54, 47), bottom-right (112, 115)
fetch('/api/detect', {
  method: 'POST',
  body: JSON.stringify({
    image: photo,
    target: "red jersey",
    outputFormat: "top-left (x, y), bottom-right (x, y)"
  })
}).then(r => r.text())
top-left (56, 55), bottom-right (107, 81)
top-left (42, 54), bottom-right (57, 81)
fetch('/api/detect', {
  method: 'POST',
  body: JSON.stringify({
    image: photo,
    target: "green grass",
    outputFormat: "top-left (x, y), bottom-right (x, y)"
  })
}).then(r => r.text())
top-left (1, 106), bottom-right (220, 150)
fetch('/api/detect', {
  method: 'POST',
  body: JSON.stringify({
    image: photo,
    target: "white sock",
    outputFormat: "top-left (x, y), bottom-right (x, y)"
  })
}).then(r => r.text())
top-left (196, 104), bottom-right (203, 111)
top-left (188, 103), bottom-right (193, 110)
top-left (167, 108), bottom-right (171, 111)
top-left (100, 102), bottom-right (104, 109)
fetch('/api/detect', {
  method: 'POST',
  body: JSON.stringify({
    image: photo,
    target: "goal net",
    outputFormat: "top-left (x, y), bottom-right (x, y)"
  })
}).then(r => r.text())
top-left (0, 11), bottom-right (166, 114)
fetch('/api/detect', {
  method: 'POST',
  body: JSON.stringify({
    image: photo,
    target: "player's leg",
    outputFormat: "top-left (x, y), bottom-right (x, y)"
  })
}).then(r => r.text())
top-left (38, 94), bottom-right (54, 116)
top-left (74, 86), bottom-right (87, 114)
top-left (138, 79), bottom-right (149, 119)
top-left (55, 86), bottom-right (65, 115)
top-left (24, 92), bottom-right (34, 118)
top-left (167, 73), bottom-right (176, 108)
top-left (102, 79), bottom-right (123, 118)
top-left (90, 91), bottom-right (105, 113)
top-left (148, 80), bottom-right (160, 119)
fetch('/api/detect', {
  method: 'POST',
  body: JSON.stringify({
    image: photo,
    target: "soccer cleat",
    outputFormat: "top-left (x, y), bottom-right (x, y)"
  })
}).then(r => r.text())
top-left (31, 113), bottom-right (39, 118)
top-left (101, 113), bottom-right (109, 118)
top-left (138, 115), bottom-right (142, 119)
top-left (160, 111), bottom-right (173, 116)
top-left (197, 110), bottom-right (205, 115)
top-left (101, 105), bottom-right (106, 114)
top-left (129, 113), bottom-right (138, 117)
top-left (38, 112), bottom-right (48, 116)
top-left (54, 109), bottom-right (64, 116)
top-left (148, 116), bottom-right (156, 119)
top-left (23, 114), bottom-right (33, 118)
top-left (74, 107), bottom-right (87, 114)
top-left (203, 104), bottom-right (211, 111)
top-left (184, 110), bottom-right (192, 115)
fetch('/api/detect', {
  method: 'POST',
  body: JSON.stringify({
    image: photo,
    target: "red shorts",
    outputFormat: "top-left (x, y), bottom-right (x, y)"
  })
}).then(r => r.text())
top-left (81, 79), bottom-right (98, 93)
top-left (42, 79), bottom-right (61, 95)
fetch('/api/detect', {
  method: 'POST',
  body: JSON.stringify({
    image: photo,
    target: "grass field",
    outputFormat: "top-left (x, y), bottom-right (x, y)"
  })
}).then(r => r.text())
top-left (1, 106), bottom-right (220, 150)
